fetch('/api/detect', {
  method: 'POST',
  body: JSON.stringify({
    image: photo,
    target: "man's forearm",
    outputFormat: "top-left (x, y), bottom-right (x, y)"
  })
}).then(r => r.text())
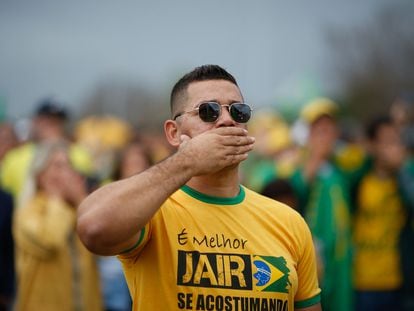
top-left (77, 151), bottom-right (193, 255)
top-left (77, 126), bottom-right (254, 255)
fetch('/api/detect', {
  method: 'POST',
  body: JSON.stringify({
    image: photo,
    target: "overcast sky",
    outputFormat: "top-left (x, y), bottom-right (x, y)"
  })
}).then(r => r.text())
top-left (0, 0), bottom-right (395, 121)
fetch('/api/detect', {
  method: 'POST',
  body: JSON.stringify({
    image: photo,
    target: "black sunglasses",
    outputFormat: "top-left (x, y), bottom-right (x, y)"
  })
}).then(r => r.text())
top-left (173, 101), bottom-right (252, 123)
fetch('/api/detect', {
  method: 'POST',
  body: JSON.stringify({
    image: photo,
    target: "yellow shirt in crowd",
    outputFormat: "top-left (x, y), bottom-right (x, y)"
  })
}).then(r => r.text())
top-left (353, 173), bottom-right (406, 290)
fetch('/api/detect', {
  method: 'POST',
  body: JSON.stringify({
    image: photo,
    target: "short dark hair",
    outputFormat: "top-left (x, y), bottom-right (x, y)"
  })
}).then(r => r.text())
top-left (261, 179), bottom-right (296, 201)
top-left (35, 97), bottom-right (68, 121)
top-left (365, 115), bottom-right (394, 141)
top-left (170, 65), bottom-right (239, 117)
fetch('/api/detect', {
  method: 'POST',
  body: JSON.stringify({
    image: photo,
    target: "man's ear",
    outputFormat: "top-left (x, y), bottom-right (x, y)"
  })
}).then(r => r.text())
top-left (164, 119), bottom-right (181, 147)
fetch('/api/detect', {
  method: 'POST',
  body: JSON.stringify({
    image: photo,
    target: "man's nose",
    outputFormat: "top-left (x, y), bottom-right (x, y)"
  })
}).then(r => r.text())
top-left (216, 106), bottom-right (236, 127)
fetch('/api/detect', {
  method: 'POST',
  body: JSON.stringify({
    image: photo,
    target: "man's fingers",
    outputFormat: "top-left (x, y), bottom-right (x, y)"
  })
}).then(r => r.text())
top-left (176, 127), bottom-right (255, 176)
top-left (224, 144), bottom-right (254, 156)
top-left (211, 127), bottom-right (248, 136)
top-left (225, 153), bottom-right (249, 165)
top-left (220, 135), bottom-right (255, 146)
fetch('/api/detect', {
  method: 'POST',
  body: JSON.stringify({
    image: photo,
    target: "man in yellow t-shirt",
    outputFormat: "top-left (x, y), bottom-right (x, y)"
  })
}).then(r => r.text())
top-left (119, 185), bottom-right (320, 310)
top-left (353, 116), bottom-right (408, 311)
top-left (77, 65), bottom-right (321, 310)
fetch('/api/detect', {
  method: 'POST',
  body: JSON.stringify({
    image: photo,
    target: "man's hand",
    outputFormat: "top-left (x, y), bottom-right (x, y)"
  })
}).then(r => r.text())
top-left (77, 127), bottom-right (254, 255)
top-left (178, 127), bottom-right (255, 176)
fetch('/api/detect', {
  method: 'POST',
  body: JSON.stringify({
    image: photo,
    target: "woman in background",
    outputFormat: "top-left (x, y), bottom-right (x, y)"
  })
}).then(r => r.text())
top-left (13, 141), bottom-right (102, 311)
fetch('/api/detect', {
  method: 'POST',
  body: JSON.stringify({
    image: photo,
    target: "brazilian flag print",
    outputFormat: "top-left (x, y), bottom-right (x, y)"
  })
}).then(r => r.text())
top-left (252, 255), bottom-right (291, 293)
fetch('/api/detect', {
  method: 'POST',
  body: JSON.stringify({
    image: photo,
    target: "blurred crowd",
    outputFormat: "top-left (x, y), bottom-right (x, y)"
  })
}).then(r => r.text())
top-left (243, 96), bottom-right (414, 311)
top-left (0, 98), bottom-right (171, 311)
top-left (0, 94), bottom-right (413, 311)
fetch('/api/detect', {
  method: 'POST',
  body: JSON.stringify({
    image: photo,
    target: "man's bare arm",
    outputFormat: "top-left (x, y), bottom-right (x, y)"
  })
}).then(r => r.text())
top-left (76, 127), bottom-right (254, 255)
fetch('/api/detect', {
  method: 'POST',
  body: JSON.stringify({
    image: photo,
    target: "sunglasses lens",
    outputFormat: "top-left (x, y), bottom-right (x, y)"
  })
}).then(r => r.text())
top-left (198, 102), bottom-right (221, 122)
top-left (230, 103), bottom-right (251, 123)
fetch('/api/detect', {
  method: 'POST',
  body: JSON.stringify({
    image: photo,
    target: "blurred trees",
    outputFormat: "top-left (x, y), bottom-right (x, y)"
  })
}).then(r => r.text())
top-left (326, 3), bottom-right (414, 122)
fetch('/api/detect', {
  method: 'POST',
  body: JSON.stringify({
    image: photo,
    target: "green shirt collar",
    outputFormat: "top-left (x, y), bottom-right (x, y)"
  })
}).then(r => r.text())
top-left (181, 184), bottom-right (245, 205)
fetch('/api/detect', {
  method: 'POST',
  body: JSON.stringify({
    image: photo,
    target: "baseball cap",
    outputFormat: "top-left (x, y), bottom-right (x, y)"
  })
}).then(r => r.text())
top-left (300, 97), bottom-right (338, 124)
top-left (34, 97), bottom-right (69, 120)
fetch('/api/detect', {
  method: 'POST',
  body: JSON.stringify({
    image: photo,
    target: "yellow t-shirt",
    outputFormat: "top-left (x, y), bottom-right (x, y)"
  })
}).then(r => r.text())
top-left (118, 185), bottom-right (321, 310)
top-left (353, 173), bottom-right (406, 290)
top-left (13, 193), bottom-right (102, 311)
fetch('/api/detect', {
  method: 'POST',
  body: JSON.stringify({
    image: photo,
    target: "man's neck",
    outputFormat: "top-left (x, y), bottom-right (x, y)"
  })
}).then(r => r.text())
top-left (186, 165), bottom-right (241, 198)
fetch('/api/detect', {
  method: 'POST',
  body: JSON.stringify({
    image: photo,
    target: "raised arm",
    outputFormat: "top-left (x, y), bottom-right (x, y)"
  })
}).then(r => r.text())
top-left (76, 127), bottom-right (255, 255)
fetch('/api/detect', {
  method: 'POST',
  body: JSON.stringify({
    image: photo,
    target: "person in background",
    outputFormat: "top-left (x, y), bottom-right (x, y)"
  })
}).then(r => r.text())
top-left (74, 115), bottom-right (133, 185)
top-left (0, 122), bottom-right (18, 311)
top-left (241, 110), bottom-right (299, 192)
top-left (390, 93), bottom-right (414, 156)
top-left (0, 188), bottom-right (14, 311)
top-left (352, 115), bottom-right (414, 311)
top-left (13, 141), bottom-right (102, 311)
top-left (0, 98), bottom-right (92, 203)
top-left (260, 178), bottom-right (298, 210)
top-left (112, 138), bottom-right (153, 180)
top-left (77, 64), bottom-right (321, 310)
top-left (290, 98), bottom-right (353, 311)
